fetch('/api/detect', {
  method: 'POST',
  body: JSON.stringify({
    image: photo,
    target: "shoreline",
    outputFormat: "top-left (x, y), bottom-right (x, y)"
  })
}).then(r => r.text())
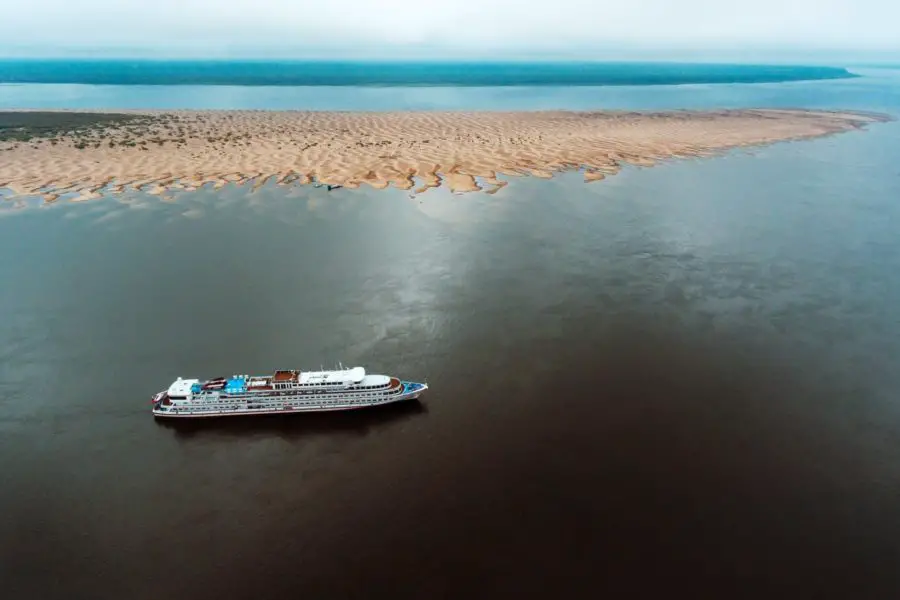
top-left (0, 108), bottom-right (892, 201)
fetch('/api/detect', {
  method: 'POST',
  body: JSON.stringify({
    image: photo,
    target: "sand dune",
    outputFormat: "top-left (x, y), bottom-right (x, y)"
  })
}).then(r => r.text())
top-left (0, 109), bottom-right (891, 200)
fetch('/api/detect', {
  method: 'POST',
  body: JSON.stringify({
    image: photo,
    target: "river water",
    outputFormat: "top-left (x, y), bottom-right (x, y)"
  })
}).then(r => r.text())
top-left (1, 69), bottom-right (900, 598)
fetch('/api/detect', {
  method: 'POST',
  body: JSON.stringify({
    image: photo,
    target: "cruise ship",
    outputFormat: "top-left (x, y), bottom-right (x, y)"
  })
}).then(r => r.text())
top-left (150, 365), bottom-right (428, 419)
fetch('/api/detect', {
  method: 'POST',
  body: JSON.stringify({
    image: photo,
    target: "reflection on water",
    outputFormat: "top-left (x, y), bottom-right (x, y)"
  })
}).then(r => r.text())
top-left (1, 112), bottom-right (900, 599)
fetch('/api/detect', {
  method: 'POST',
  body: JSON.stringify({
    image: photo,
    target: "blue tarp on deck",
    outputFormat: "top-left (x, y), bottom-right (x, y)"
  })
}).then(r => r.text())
top-left (225, 377), bottom-right (246, 394)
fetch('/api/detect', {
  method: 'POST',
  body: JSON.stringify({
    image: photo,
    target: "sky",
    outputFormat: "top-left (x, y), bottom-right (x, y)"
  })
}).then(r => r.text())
top-left (2, 0), bottom-right (899, 62)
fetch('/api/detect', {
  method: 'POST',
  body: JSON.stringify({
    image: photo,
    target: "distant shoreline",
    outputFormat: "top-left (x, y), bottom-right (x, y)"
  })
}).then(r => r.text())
top-left (0, 108), bottom-right (891, 201)
top-left (0, 60), bottom-right (858, 87)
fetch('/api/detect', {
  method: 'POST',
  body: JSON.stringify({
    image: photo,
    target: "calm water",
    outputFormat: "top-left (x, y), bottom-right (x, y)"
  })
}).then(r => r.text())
top-left (0, 60), bottom-right (856, 86)
top-left (1, 67), bottom-right (898, 111)
top-left (2, 72), bottom-right (900, 598)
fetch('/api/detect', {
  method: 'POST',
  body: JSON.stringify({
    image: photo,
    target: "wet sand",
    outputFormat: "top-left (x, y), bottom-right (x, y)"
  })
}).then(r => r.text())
top-left (0, 108), bottom-right (890, 200)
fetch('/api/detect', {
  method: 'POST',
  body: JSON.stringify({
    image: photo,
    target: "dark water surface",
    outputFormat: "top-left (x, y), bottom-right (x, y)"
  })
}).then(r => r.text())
top-left (2, 118), bottom-right (900, 597)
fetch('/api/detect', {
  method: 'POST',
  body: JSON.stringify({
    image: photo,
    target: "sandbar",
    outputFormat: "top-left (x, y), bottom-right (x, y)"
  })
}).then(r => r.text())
top-left (0, 109), bottom-right (891, 199)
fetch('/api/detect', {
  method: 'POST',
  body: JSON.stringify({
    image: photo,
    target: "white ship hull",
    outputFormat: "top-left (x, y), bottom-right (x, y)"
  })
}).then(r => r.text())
top-left (150, 366), bottom-right (427, 419)
top-left (151, 386), bottom-right (426, 419)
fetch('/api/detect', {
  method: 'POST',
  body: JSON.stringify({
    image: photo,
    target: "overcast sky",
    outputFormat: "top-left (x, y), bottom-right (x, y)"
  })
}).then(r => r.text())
top-left (2, 0), bottom-right (898, 60)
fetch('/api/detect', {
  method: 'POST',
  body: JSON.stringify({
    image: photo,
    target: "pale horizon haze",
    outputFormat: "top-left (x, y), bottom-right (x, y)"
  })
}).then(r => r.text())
top-left (1, 0), bottom-right (899, 63)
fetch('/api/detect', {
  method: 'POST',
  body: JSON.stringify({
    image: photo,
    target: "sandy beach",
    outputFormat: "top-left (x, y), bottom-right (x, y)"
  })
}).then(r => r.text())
top-left (0, 109), bottom-right (890, 200)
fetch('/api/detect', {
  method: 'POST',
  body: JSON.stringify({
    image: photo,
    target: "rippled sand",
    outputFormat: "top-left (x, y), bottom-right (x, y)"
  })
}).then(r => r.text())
top-left (0, 109), bottom-right (890, 200)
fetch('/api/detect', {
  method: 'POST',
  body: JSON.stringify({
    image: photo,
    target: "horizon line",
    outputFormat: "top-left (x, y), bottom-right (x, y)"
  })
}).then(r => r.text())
top-left (2, 45), bottom-right (900, 64)
top-left (0, 58), bottom-right (897, 71)
top-left (0, 56), bottom-right (888, 67)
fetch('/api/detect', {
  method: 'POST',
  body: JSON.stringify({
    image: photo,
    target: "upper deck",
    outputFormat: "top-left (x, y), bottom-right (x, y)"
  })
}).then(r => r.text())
top-left (183, 366), bottom-right (371, 395)
top-left (272, 370), bottom-right (299, 382)
top-left (168, 377), bottom-right (199, 398)
top-left (299, 366), bottom-right (366, 385)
